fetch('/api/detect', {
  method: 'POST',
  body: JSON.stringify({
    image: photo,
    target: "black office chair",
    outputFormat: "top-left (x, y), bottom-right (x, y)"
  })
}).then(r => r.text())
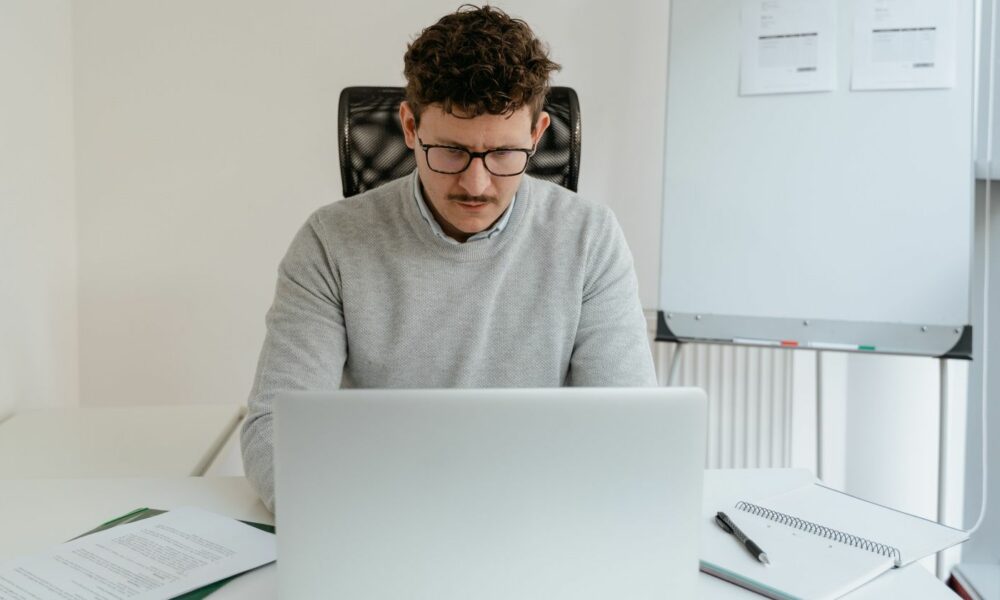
top-left (337, 86), bottom-right (581, 198)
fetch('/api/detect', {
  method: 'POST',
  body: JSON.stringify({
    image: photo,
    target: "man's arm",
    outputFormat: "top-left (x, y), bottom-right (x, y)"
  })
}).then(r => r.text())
top-left (241, 215), bottom-right (346, 512)
top-left (568, 208), bottom-right (657, 387)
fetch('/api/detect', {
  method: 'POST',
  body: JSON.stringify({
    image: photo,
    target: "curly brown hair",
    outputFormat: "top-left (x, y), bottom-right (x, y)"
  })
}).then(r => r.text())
top-left (403, 5), bottom-right (561, 127)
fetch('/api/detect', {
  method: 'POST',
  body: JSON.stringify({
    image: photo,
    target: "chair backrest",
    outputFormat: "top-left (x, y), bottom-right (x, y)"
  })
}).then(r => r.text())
top-left (338, 86), bottom-right (581, 197)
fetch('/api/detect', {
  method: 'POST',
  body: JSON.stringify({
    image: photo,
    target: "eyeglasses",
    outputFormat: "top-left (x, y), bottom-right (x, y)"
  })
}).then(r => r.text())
top-left (417, 136), bottom-right (535, 176)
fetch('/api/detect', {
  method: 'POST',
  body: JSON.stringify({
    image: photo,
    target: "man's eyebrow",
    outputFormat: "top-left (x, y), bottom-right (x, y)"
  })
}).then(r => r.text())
top-left (426, 137), bottom-right (530, 150)
top-left (428, 138), bottom-right (469, 148)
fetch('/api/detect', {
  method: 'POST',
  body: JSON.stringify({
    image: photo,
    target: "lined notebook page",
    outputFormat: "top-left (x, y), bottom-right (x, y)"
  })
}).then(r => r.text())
top-left (700, 511), bottom-right (893, 600)
top-left (757, 484), bottom-right (968, 565)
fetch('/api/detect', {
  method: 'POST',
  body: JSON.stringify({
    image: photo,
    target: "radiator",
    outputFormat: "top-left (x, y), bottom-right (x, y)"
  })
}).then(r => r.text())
top-left (651, 340), bottom-right (795, 469)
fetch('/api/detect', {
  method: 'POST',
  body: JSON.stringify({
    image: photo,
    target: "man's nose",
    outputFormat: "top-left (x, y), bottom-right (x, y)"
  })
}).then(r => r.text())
top-left (458, 157), bottom-right (492, 197)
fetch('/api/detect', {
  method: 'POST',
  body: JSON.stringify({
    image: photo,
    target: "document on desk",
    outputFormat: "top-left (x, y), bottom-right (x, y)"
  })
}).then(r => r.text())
top-left (0, 506), bottom-right (276, 600)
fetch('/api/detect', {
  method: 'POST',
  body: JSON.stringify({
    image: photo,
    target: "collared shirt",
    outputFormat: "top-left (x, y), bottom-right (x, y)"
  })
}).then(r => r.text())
top-left (412, 173), bottom-right (516, 244)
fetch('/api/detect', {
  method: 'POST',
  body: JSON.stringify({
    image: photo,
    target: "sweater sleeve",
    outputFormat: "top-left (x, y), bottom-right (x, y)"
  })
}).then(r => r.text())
top-left (568, 208), bottom-right (657, 387)
top-left (241, 214), bottom-right (347, 512)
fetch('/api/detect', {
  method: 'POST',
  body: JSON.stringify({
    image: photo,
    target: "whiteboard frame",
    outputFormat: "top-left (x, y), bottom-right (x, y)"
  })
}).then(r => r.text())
top-left (658, 0), bottom-right (976, 358)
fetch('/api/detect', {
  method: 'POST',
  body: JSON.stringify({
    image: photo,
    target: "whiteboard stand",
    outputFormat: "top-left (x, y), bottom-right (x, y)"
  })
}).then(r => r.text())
top-left (937, 358), bottom-right (952, 579)
top-left (816, 351), bottom-right (825, 483)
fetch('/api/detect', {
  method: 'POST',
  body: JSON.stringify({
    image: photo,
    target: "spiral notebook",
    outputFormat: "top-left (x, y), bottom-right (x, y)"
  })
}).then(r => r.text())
top-left (700, 483), bottom-right (968, 600)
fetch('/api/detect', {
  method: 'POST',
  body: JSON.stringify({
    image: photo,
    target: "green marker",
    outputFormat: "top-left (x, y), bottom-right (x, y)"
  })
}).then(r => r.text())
top-left (810, 342), bottom-right (877, 352)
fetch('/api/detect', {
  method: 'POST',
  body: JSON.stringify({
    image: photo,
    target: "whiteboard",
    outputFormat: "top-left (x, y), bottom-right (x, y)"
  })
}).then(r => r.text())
top-left (659, 0), bottom-right (976, 357)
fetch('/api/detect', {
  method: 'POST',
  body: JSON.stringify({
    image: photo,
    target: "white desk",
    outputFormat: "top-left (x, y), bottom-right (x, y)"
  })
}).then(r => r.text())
top-left (0, 471), bottom-right (958, 599)
top-left (0, 405), bottom-right (244, 478)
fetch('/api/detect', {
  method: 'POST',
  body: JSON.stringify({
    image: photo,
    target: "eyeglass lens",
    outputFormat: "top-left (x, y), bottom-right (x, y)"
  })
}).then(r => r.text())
top-left (426, 147), bottom-right (529, 175)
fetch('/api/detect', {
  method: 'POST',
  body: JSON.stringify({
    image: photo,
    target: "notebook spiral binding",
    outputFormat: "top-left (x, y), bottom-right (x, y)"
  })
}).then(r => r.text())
top-left (735, 501), bottom-right (903, 567)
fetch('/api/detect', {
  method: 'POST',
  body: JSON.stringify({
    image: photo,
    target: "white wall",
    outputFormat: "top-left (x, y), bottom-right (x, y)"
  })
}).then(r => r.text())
top-left (0, 0), bottom-right (78, 415)
top-left (843, 355), bottom-right (943, 520)
top-left (72, 0), bottom-right (669, 407)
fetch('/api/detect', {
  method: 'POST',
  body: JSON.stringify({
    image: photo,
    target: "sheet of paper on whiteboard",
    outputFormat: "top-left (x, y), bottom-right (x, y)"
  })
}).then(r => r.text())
top-left (740, 0), bottom-right (838, 95)
top-left (852, 0), bottom-right (957, 90)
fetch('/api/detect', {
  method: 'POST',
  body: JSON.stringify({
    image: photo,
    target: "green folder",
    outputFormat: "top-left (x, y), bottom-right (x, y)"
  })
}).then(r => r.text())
top-left (72, 507), bottom-right (276, 600)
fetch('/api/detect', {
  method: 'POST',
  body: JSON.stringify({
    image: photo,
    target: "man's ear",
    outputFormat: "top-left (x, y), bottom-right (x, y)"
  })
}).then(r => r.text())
top-left (400, 101), bottom-right (418, 149)
top-left (531, 111), bottom-right (551, 147)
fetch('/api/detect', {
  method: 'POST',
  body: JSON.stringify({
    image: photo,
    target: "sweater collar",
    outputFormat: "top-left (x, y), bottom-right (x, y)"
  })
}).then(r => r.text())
top-left (400, 170), bottom-right (530, 261)
top-left (411, 172), bottom-right (519, 245)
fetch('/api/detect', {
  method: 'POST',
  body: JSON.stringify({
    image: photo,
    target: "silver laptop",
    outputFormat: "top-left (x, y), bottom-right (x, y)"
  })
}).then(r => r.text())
top-left (274, 388), bottom-right (707, 599)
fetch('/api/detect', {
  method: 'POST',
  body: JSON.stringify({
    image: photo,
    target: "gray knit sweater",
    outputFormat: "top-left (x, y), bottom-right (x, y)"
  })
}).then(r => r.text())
top-left (242, 172), bottom-right (656, 511)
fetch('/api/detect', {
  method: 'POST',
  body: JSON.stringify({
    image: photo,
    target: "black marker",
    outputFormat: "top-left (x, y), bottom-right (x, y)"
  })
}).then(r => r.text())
top-left (716, 511), bottom-right (770, 565)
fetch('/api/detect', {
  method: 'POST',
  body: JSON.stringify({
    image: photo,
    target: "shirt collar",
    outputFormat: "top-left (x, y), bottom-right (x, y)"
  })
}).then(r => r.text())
top-left (412, 173), bottom-right (517, 245)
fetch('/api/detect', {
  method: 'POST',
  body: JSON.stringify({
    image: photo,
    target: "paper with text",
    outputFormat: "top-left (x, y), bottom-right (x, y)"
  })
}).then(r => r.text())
top-left (851, 0), bottom-right (957, 90)
top-left (0, 507), bottom-right (276, 600)
top-left (740, 0), bottom-right (838, 95)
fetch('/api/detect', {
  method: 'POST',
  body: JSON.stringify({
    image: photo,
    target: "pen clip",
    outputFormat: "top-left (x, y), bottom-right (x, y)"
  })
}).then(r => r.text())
top-left (715, 512), bottom-right (734, 534)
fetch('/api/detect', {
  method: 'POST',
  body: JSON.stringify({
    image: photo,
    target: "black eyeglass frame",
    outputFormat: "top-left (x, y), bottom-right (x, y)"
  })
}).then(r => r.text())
top-left (417, 136), bottom-right (537, 177)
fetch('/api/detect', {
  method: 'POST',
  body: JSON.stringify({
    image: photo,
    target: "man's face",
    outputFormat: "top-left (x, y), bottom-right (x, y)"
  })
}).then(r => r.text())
top-left (401, 102), bottom-right (550, 242)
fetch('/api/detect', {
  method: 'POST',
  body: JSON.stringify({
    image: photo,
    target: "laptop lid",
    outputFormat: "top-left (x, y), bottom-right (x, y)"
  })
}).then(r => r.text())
top-left (274, 387), bottom-right (706, 599)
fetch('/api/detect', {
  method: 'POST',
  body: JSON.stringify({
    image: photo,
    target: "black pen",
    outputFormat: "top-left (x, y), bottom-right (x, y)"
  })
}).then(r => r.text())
top-left (716, 511), bottom-right (770, 565)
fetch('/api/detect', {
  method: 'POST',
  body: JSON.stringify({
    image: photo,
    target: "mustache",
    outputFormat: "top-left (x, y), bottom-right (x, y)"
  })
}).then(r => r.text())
top-left (448, 194), bottom-right (498, 204)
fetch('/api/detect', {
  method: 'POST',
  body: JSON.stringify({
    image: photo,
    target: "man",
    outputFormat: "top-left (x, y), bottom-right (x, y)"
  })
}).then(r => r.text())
top-left (242, 5), bottom-right (656, 511)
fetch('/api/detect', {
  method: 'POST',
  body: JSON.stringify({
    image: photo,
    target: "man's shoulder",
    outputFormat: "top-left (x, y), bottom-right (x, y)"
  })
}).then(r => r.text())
top-left (523, 176), bottom-right (617, 233)
top-left (308, 175), bottom-right (410, 237)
